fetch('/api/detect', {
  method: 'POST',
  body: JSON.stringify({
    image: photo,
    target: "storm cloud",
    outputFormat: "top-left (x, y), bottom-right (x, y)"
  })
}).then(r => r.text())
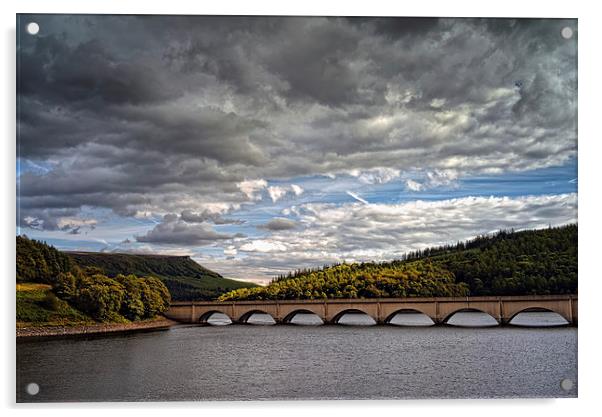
top-left (258, 218), bottom-right (299, 231)
top-left (135, 214), bottom-right (238, 245)
top-left (16, 15), bottom-right (577, 280)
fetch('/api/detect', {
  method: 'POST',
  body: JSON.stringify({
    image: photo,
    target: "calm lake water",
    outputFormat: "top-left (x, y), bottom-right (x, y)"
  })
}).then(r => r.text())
top-left (17, 312), bottom-right (577, 402)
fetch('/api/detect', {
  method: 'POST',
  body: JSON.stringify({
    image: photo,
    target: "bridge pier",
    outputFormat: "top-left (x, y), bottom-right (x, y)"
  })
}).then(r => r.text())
top-left (165, 295), bottom-right (578, 327)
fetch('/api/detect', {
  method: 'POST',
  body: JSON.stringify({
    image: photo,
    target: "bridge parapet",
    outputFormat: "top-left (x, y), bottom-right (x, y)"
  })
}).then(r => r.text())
top-left (165, 295), bottom-right (577, 326)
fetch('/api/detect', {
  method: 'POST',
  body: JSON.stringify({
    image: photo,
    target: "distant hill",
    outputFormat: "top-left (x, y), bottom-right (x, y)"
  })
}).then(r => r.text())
top-left (65, 251), bottom-right (257, 301)
top-left (219, 224), bottom-right (577, 301)
top-left (406, 223), bottom-right (577, 296)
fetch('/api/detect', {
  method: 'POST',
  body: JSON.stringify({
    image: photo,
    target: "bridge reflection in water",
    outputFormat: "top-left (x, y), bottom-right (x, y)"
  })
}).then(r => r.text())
top-left (165, 295), bottom-right (577, 326)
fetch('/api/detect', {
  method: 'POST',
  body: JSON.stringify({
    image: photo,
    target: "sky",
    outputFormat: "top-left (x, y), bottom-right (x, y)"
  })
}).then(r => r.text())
top-left (16, 15), bottom-right (577, 284)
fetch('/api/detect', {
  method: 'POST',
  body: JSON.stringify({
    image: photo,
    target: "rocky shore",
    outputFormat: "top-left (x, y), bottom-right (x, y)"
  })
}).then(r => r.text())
top-left (17, 317), bottom-right (177, 340)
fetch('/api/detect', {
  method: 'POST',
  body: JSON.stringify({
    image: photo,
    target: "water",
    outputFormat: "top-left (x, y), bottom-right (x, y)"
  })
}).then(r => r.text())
top-left (17, 312), bottom-right (577, 402)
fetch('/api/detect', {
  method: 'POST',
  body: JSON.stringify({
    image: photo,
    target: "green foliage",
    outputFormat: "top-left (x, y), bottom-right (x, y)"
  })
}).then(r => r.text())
top-left (72, 274), bottom-right (126, 321)
top-left (117, 274), bottom-right (146, 320)
top-left (219, 225), bottom-right (577, 301)
top-left (41, 292), bottom-right (63, 311)
top-left (56, 269), bottom-right (171, 322)
top-left (219, 260), bottom-right (470, 301)
top-left (421, 224), bottom-right (578, 296)
top-left (17, 236), bottom-right (254, 301)
top-left (16, 283), bottom-right (93, 326)
top-left (66, 252), bottom-right (257, 300)
top-left (142, 276), bottom-right (172, 317)
top-left (16, 237), bottom-right (172, 323)
top-left (16, 236), bottom-right (72, 284)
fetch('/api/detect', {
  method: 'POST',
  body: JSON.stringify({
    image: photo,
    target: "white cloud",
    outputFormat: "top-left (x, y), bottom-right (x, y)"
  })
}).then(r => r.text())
top-left (290, 184), bottom-right (304, 196)
top-left (405, 179), bottom-right (424, 192)
top-left (22, 215), bottom-right (98, 232)
top-left (221, 193), bottom-right (577, 282)
top-left (223, 246), bottom-right (238, 256)
top-left (426, 169), bottom-right (459, 188)
top-left (239, 239), bottom-right (287, 253)
top-left (267, 185), bottom-right (287, 202)
top-left (350, 167), bottom-right (401, 184)
top-left (265, 184), bottom-right (305, 202)
top-left (430, 98), bottom-right (446, 108)
top-left (57, 217), bottom-right (97, 229)
top-left (237, 179), bottom-right (267, 201)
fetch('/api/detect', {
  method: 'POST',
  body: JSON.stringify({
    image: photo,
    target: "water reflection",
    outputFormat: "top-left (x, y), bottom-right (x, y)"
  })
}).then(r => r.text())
top-left (205, 312), bottom-right (232, 326)
top-left (510, 311), bottom-right (569, 327)
top-left (289, 312), bottom-right (323, 325)
top-left (446, 311), bottom-right (499, 327)
top-left (245, 312), bottom-right (276, 325)
top-left (337, 312), bottom-right (376, 326)
top-left (16, 323), bottom-right (578, 401)
top-left (201, 310), bottom-right (569, 327)
top-left (389, 312), bottom-right (434, 326)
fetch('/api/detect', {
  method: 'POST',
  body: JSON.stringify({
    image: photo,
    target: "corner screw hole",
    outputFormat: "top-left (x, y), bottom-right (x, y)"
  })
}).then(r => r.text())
top-left (561, 27), bottom-right (573, 39)
top-left (26, 22), bottom-right (40, 35)
top-left (26, 382), bottom-right (40, 396)
top-left (560, 378), bottom-right (574, 391)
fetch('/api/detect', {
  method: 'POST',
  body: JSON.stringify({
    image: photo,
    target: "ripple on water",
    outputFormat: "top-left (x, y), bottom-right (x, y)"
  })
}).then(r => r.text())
top-left (17, 312), bottom-right (577, 402)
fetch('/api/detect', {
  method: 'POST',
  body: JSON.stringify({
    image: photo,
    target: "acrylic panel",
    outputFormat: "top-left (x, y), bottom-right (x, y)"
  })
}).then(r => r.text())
top-left (16, 14), bottom-right (578, 402)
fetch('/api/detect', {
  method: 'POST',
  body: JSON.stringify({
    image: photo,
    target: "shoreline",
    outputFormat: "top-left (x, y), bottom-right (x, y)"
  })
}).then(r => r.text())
top-left (16, 317), bottom-right (177, 341)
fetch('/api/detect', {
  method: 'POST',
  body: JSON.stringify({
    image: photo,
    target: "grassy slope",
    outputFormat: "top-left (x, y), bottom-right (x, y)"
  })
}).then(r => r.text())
top-left (65, 252), bottom-right (257, 300)
top-left (16, 283), bottom-right (94, 328)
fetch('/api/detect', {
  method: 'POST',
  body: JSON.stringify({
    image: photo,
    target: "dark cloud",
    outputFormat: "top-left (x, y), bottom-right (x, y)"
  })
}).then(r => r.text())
top-left (352, 16), bottom-right (441, 39)
top-left (258, 217), bottom-right (298, 231)
top-left (17, 15), bottom-right (577, 231)
top-left (18, 207), bottom-right (79, 231)
top-left (135, 217), bottom-right (235, 245)
top-left (180, 209), bottom-right (243, 225)
top-left (19, 36), bottom-right (177, 106)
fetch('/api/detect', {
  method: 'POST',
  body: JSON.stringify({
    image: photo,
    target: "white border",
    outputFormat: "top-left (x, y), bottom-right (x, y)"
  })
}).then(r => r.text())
top-left (3, 1), bottom-right (601, 416)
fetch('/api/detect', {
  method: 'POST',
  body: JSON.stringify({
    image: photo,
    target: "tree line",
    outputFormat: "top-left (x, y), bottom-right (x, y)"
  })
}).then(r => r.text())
top-left (17, 235), bottom-right (72, 283)
top-left (16, 236), bottom-right (171, 322)
top-left (219, 224), bottom-right (577, 301)
top-left (67, 251), bottom-right (256, 301)
top-left (55, 268), bottom-right (170, 321)
top-left (219, 260), bottom-right (470, 301)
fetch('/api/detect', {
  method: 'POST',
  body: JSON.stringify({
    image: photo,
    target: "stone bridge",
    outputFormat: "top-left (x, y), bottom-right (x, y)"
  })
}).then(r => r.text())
top-left (165, 295), bottom-right (577, 326)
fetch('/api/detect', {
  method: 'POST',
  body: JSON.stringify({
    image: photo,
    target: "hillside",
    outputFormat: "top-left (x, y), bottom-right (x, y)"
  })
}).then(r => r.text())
top-left (16, 282), bottom-right (94, 327)
top-left (66, 251), bottom-right (257, 301)
top-left (219, 224), bottom-right (577, 301)
top-left (16, 237), bottom-right (172, 327)
top-left (405, 224), bottom-right (577, 296)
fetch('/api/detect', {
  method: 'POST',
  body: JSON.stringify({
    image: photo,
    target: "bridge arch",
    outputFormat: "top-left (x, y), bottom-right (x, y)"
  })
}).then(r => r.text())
top-left (507, 307), bottom-right (570, 325)
top-left (326, 303), bottom-right (378, 324)
top-left (278, 303), bottom-right (325, 323)
top-left (443, 308), bottom-right (500, 326)
top-left (330, 308), bottom-right (377, 325)
top-left (282, 309), bottom-right (324, 324)
top-left (236, 309), bottom-right (276, 324)
top-left (198, 310), bottom-right (234, 324)
top-left (385, 308), bottom-right (436, 325)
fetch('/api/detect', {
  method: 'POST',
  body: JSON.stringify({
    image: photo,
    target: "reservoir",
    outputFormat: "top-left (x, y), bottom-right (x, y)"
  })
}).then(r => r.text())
top-left (17, 312), bottom-right (577, 402)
